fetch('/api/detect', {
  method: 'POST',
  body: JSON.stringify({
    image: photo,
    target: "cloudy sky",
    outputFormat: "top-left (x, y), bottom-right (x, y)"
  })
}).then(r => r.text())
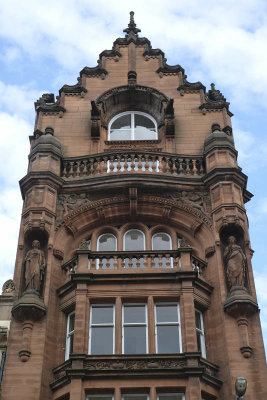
top-left (0, 0), bottom-right (266, 352)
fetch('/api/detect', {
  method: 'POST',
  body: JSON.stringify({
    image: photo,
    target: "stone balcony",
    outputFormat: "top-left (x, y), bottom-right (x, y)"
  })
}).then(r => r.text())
top-left (61, 249), bottom-right (207, 277)
top-left (61, 151), bottom-right (206, 180)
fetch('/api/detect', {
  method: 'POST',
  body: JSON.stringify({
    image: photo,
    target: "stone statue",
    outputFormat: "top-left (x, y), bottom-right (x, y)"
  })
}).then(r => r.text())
top-left (24, 240), bottom-right (46, 293)
top-left (224, 236), bottom-right (246, 288)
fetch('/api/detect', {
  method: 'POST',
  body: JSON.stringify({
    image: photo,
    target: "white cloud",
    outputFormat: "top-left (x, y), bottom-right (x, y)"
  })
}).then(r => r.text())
top-left (0, 1), bottom-right (266, 110)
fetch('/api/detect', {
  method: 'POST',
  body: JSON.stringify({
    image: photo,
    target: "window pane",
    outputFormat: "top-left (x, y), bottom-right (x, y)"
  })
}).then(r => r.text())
top-left (91, 306), bottom-right (113, 324)
top-left (156, 305), bottom-right (178, 323)
top-left (124, 395), bottom-right (147, 400)
top-left (110, 129), bottom-right (132, 141)
top-left (90, 326), bottom-right (113, 354)
top-left (135, 114), bottom-right (155, 129)
top-left (124, 230), bottom-right (145, 251)
top-left (157, 325), bottom-right (180, 353)
top-left (69, 313), bottom-right (75, 332)
top-left (98, 234), bottom-right (116, 252)
top-left (134, 126), bottom-right (157, 140)
top-left (111, 114), bottom-right (131, 130)
top-left (88, 396), bottom-right (113, 400)
top-left (124, 305), bottom-right (146, 323)
top-left (152, 233), bottom-right (172, 250)
top-left (195, 310), bottom-right (202, 329)
top-left (197, 331), bottom-right (202, 353)
top-left (124, 326), bottom-right (146, 354)
top-left (69, 334), bottom-right (74, 354)
top-left (158, 394), bottom-right (184, 400)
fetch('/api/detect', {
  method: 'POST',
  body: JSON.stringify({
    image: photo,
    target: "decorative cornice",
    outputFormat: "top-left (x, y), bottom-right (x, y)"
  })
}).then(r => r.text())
top-left (178, 78), bottom-right (206, 92)
top-left (35, 93), bottom-right (66, 115)
top-left (199, 83), bottom-right (233, 116)
top-left (157, 64), bottom-right (184, 76)
top-left (80, 66), bottom-right (108, 78)
top-left (59, 83), bottom-right (87, 95)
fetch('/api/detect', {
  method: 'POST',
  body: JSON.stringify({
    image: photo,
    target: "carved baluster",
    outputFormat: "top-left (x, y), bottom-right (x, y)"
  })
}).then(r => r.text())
top-left (136, 255), bottom-right (141, 268)
top-left (143, 254), bottom-right (148, 268)
top-left (113, 255), bottom-right (117, 270)
top-left (123, 154), bottom-right (128, 171)
top-left (192, 159), bottom-right (197, 175)
top-left (166, 254), bottom-right (171, 268)
top-left (130, 154), bottom-right (135, 171)
top-left (109, 156), bottom-right (115, 173)
top-left (69, 161), bottom-right (74, 177)
top-left (165, 157), bottom-right (171, 173)
top-left (158, 254), bottom-right (163, 268)
top-left (151, 254), bottom-right (156, 268)
top-left (117, 155), bottom-right (122, 171)
top-left (98, 257), bottom-right (103, 270)
top-left (185, 158), bottom-right (190, 174)
top-left (151, 156), bottom-right (156, 172)
top-left (102, 157), bottom-right (108, 174)
top-left (158, 156), bottom-right (163, 173)
top-left (144, 155), bottom-right (149, 171)
top-left (137, 154), bottom-right (142, 171)
top-left (128, 256), bottom-right (133, 269)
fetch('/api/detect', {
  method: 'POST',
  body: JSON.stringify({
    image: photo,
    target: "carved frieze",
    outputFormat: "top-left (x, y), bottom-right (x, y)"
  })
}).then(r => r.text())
top-left (83, 357), bottom-right (186, 371)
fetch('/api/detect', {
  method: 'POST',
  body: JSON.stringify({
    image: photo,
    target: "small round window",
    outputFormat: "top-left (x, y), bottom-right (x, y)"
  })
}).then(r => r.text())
top-left (108, 111), bottom-right (157, 141)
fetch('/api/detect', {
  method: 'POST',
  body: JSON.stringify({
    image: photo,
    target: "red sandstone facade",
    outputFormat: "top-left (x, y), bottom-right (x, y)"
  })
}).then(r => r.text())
top-left (1, 13), bottom-right (267, 400)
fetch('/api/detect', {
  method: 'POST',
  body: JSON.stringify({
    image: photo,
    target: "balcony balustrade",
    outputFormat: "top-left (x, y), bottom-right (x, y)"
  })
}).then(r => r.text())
top-left (62, 250), bottom-right (207, 276)
top-left (61, 151), bottom-right (205, 179)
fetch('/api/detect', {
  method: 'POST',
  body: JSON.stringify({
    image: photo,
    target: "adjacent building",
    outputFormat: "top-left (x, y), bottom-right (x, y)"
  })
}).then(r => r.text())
top-left (1, 12), bottom-right (267, 400)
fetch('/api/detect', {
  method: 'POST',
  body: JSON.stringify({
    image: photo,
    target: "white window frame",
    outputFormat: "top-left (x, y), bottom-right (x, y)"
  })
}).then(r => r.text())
top-left (157, 393), bottom-right (185, 400)
top-left (122, 395), bottom-right (149, 400)
top-left (108, 111), bottom-right (157, 141)
top-left (122, 303), bottom-right (148, 354)
top-left (89, 304), bottom-right (115, 355)
top-left (65, 311), bottom-right (75, 360)
top-left (123, 229), bottom-right (146, 251)
top-left (87, 395), bottom-right (114, 400)
top-left (195, 309), bottom-right (206, 358)
top-left (152, 232), bottom-right (173, 268)
top-left (96, 233), bottom-right (117, 270)
top-left (154, 303), bottom-right (182, 354)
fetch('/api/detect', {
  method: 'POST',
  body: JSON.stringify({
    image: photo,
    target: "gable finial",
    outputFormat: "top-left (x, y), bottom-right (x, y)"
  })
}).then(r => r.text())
top-left (123, 11), bottom-right (141, 37)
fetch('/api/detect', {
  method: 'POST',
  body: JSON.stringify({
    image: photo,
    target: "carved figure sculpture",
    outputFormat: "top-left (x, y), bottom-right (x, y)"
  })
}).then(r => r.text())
top-left (224, 236), bottom-right (246, 288)
top-left (24, 240), bottom-right (46, 292)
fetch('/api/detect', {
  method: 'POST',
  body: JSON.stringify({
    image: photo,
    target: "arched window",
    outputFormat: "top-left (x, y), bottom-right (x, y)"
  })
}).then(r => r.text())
top-left (123, 229), bottom-right (145, 268)
top-left (124, 229), bottom-right (145, 251)
top-left (152, 232), bottom-right (173, 268)
top-left (109, 111), bottom-right (157, 141)
top-left (152, 232), bottom-right (172, 251)
top-left (97, 233), bottom-right (117, 269)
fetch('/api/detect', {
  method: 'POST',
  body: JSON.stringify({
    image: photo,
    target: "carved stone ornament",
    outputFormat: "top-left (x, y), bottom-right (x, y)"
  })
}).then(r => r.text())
top-left (223, 235), bottom-right (246, 290)
top-left (79, 239), bottom-right (89, 250)
top-left (24, 240), bottom-right (46, 294)
top-left (83, 357), bottom-right (186, 371)
top-left (2, 279), bottom-right (15, 295)
top-left (56, 193), bottom-right (93, 225)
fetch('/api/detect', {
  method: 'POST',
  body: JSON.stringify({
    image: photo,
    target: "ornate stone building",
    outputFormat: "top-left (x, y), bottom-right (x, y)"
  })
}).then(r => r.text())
top-left (1, 12), bottom-right (267, 400)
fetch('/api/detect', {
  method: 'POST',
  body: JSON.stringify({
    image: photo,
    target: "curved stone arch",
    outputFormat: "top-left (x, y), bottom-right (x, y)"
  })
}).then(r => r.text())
top-left (95, 84), bottom-right (170, 127)
top-left (54, 195), bottom-right (214, 262)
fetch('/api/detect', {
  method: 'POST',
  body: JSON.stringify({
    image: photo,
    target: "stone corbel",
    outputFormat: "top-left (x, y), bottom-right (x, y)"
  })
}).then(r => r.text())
top-left (12, 291), bottom-right (47, 362)
top-left (224, 287), bottom-right (258, 358)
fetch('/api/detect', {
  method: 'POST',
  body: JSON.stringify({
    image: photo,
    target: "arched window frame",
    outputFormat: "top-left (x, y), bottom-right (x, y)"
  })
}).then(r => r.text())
top-left (97, 233), bottom-right (117, 252)
top-left (123, 229), bottom-right (146, 251)
top-left (151, 232), bottom-right (172, 251)
top-left (108, 111), bottom-right (158, 141)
